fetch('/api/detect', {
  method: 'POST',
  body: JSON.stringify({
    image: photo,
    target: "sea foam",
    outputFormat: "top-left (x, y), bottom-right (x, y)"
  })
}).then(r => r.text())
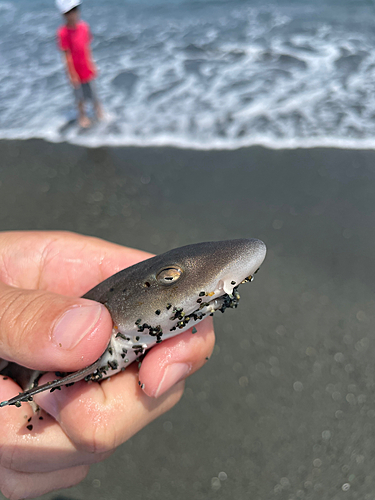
top-left (1, 0), bottom-right (375, 150)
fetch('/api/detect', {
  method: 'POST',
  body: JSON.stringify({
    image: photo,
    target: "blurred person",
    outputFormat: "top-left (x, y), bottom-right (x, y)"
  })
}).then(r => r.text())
top-left (56, 0), bottom-right (104, 128)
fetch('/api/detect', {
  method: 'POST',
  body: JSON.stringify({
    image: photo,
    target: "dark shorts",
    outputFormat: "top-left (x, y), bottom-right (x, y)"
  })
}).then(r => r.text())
top-left (74, 81), bottom-right (98, 104)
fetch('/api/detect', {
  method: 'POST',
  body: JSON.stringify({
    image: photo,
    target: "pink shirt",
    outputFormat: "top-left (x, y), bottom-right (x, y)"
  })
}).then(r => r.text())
top-left (57, 21), bottom-right (96, 83)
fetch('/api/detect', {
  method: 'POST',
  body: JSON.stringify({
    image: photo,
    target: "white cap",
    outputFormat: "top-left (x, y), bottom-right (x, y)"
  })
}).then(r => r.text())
top-left (56, 0), bottom-right (81, 14)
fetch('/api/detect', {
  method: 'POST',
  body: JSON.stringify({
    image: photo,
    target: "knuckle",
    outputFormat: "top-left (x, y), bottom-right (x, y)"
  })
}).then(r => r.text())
top-left (0, 288), bottom-right (24, 349)
top-left (77, 433), bottom-right (114, 455)
top-left (0, 441), bottom-right (15, 471)
top-left (0, 441), bottom-right (31, 475)
top-left (0, 288), bottom-right (53, 355)
top-left (74, 412), bottom-right (117, 454)
top-left (89, 426), bottom-right (116, 455)
top-left (0, 422), bottom-right (21, 473)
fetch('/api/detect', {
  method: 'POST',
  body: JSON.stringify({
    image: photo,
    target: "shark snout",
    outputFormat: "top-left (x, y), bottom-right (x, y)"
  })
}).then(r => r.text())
top-left (244, 238), bottom-right (267, 275)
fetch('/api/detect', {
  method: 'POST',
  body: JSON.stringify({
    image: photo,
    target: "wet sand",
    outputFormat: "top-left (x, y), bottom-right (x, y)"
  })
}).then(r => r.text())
top-left (1, 139), bottom-right (375, 499)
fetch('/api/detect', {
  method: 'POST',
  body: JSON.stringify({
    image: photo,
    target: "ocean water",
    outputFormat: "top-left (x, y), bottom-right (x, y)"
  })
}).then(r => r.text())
top-left (1, 0), bottom-right (375, 149)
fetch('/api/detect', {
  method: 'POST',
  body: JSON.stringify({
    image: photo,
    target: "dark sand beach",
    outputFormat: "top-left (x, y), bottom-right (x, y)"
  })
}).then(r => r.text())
top-left (1, 139), bottom-right (375, 499)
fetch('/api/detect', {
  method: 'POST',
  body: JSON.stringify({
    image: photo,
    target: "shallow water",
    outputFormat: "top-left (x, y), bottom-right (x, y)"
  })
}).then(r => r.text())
top-left (2, 0), bottom-right (375, 149)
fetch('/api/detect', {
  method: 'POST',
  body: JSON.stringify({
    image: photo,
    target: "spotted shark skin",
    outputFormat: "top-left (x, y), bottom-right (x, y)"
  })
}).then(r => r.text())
top-left (0, 239), bottom-right (266, 408)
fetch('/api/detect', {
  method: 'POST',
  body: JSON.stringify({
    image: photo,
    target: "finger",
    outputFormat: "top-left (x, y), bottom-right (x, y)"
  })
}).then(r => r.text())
top-left (0, 377), bottom-right (111, 473)
top-left (0, 369), bottom-right (185, 473)
top-left (0, 280), bottom-right (113, 372)
top-left (0, 319), bottom-right (213, 474)
top-left (30, 319), bottom-right (214, 455)
top-left (34, 364), bottom-right (185, 454)
top-left (139, 316), bottom-right (215, 397)
top-left (0, 464), bottom-right (89, 500)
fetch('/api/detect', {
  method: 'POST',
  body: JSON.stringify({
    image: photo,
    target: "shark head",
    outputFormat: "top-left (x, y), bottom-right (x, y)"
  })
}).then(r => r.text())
top-left (84, 238), bottom-right (266, 342)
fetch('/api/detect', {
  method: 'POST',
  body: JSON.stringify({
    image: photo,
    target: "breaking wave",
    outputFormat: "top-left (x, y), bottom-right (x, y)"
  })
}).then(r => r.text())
top-left (2, 0), bottom-right (375, 149)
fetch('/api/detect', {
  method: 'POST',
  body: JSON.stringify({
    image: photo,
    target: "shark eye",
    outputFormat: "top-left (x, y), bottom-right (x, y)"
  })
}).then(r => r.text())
top-left (157, 267), bottom-right (183, 284)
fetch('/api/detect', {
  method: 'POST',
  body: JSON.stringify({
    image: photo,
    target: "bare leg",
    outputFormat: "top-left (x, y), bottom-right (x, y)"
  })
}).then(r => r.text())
top-left (94, 100), bottom-right (104, 121)
top-left (77, 101), bottom-right (91, 128)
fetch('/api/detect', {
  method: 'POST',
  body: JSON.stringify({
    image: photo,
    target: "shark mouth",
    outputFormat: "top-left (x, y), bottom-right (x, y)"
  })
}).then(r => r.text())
top-left (167, 274), bottom-right (255, 333)
top-left (168, 286), bottom-right (242, 332)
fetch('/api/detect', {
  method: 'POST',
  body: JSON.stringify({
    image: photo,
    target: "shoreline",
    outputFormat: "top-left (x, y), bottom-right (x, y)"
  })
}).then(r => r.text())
top-left (3, 135), bottom-right (375, 152)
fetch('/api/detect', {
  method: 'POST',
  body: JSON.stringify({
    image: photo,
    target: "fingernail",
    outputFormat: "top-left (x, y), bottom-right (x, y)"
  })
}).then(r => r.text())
top-left (154, 363), bottom-right (191, 398)
top-left (52, 302), bottom-right (104, 350)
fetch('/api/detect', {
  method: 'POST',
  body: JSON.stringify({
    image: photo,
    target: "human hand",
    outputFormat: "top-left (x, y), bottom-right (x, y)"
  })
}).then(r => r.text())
top-left (0, 231), bottom-right (215, 499)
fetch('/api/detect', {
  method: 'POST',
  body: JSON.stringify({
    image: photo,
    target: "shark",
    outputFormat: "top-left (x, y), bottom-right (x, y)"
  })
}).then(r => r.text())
top-left (0, 238), bottom-right (266, 408)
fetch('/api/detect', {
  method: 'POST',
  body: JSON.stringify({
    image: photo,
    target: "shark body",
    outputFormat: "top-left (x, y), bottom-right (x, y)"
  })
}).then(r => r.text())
top-left (0, 238), bottom-right (266, 408)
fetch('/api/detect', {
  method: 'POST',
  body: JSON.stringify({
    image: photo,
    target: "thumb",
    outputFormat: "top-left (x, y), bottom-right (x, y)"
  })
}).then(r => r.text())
top-left (0, 281), bottom-right (113, 372)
